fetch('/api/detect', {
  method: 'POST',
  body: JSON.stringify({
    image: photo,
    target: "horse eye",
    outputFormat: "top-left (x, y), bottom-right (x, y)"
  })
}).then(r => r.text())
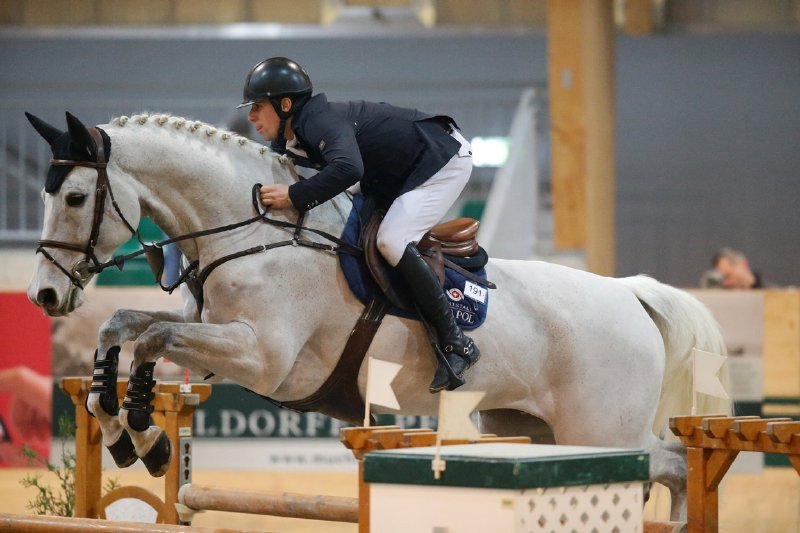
top-left (65, 193), bottom-right (87, 207)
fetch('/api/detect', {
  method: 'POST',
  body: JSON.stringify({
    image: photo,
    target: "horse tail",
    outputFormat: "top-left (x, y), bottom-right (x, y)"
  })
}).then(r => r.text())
top-left (618, 275), bottom-right (733, 437)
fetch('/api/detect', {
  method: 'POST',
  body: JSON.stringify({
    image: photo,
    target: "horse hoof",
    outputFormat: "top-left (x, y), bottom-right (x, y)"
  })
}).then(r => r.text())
top-left (107, 430), bottom-right (138, 468)
top-left (141, 431), bottom-right (171, 477)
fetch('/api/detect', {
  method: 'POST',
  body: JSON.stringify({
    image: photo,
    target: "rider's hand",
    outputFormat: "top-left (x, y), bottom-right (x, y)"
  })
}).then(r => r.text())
top-left (259, 184), bottom-right (293, 210)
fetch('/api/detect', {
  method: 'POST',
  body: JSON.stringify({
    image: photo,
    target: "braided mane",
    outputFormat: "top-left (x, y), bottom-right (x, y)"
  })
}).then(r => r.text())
top-left (108, 112), bottom-right (278, 160)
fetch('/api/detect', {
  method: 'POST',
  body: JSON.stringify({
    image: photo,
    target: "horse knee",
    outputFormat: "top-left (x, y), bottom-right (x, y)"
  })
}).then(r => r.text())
top-left (134, 322), bottom-right (173, 361)
top-left (98, 309), bottom-right (133, 346)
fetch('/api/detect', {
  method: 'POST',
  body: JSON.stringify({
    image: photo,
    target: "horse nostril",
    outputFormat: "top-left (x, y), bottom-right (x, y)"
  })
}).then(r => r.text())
top-left (37, 288), bottom-right (58, 308)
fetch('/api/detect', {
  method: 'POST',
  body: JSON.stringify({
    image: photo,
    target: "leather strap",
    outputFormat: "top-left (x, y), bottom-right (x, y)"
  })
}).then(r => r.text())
top-left (277, 298), bottom-right (388, 424)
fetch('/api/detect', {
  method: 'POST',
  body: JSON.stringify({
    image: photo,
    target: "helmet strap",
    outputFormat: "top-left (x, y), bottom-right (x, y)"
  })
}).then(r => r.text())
top-left (271, 98), bottom-right (292, 154)
top-left (274, 117), bottom-right (288, 153)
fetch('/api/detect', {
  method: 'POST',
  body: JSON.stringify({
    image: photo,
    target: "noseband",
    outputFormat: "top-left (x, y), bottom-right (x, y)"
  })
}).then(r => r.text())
top-left (37, 128), bottom-right (138, 289)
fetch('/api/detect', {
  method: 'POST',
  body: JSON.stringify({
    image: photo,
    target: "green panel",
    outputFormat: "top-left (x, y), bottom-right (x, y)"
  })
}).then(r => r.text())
top-left (96, 217), bottom-right (161, 286)
top-left (459, 199), bottom-right (485, 220)
top-left (734, 401), bottom-right (762, 417)
top-left (364, 444), bottom-right (649, 489)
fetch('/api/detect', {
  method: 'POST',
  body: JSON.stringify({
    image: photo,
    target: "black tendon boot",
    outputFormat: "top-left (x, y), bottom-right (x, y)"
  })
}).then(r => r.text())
top-left (395, 243), bottom-right (480, 392)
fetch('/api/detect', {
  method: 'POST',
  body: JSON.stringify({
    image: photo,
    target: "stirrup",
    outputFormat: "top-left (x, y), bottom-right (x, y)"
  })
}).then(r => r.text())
top-left (428, 337), bottom-right (481, 393)
top-left (429, 345), bottom-right (466, 393)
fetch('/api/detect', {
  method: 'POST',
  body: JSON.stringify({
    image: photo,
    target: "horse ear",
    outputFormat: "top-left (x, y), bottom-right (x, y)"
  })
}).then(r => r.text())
top-left (65, 111), bottom-right (96, 157)
top-left (25, 112), bottom-right (64, 146)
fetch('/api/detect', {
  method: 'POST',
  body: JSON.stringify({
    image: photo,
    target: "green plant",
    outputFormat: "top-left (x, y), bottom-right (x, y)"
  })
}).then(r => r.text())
top-left (19, 412), bottom-right (119, 516)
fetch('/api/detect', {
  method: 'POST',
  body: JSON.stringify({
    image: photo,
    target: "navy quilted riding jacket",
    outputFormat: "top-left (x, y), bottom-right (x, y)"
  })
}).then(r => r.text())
top-left (285, 93), bottom-right (461, 211)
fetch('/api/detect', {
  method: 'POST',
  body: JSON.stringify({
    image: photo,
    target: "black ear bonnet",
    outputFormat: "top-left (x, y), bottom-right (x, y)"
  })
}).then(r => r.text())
top-left (25, 112), bottom-right (112, 194)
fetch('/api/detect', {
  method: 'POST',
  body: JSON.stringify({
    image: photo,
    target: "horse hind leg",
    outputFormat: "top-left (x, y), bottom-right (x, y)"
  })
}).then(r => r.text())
top-left (645, 435), bottom-right (688, 522)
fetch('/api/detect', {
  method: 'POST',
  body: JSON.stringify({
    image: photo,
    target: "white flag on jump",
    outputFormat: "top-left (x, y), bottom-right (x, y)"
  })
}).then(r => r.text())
top-left (692, 348), bottom-right (729, 400)
top-left (437, 390), bottom-right (484, 441)
top-left (366, 357), bottom-right (402, 410)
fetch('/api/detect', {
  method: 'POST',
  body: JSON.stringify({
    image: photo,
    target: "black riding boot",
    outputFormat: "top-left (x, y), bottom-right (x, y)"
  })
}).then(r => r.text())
top-left (395, 243), bottom-right (481, 392)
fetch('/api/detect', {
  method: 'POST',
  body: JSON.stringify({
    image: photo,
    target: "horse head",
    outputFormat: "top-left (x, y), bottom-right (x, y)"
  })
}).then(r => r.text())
top-left (26, 112), bottom-right (141, 316)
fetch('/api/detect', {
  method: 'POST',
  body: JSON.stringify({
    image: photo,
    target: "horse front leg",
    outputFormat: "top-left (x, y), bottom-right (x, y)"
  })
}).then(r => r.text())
top-left (86, 309), bottom-right (186, 471)
top-left (119, 320), bottom-right (267, 477)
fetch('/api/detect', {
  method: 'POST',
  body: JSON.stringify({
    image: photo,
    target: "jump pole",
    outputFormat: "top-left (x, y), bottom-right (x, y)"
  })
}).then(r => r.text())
top-left (177, 485), bottom-right (358, 523)
top-left (0, 512), bottom-right (254, 533)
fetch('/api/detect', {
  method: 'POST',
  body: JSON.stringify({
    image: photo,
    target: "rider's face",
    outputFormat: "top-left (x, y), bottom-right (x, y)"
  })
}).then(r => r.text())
top-left (248, 102), bottom-right (281, 142)
top-left (247, 98), bottom-right (294, 142)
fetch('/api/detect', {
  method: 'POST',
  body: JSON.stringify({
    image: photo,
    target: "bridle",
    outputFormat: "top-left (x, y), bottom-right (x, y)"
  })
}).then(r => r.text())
top-left (37, 128), bottom-right (138, 290)
top-left (37, 127), bottom-right (361, 299)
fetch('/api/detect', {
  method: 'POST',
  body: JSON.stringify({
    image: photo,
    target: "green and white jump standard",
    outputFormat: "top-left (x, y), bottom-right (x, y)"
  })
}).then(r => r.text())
top-left (363, 443), bottom-right (650, 533)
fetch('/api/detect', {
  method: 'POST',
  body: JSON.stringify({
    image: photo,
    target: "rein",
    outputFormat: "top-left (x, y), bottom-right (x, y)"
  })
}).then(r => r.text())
top-left (39, 132), bottom-right (360, 298)
top-left (157, 184), bottom-right (362, 298)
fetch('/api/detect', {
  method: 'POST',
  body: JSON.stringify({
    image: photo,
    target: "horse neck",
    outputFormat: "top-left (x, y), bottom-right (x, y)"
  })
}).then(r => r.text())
top-left (106, 122), bottom-right (347, 257)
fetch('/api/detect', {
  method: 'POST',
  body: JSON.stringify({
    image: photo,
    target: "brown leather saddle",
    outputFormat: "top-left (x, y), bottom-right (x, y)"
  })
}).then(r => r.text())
top-left (362, 211), bottom-right (490, 311)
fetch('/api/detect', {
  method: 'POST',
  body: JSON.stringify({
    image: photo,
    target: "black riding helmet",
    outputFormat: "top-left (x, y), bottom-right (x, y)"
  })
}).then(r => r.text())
top-left (238, 57), bottom-right (312, 153)
top-left (237, 57), bottom-right (312, 118)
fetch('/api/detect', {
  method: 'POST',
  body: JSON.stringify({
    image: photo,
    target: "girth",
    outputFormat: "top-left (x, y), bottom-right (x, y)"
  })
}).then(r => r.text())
top-left (251, 299), bottom-right (387, 425)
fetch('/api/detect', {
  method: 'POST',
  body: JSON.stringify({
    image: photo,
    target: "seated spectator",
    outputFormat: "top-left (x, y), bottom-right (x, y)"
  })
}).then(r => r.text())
top-left (700, 247), bottom-right (769, 289)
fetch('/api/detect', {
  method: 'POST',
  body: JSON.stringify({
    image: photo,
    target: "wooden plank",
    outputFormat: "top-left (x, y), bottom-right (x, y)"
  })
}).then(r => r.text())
top-left (0, 1), bottom-right (24, 24)
top-left (21, 0), bottom-right (95, 25)
top-left (547, 0), bottom-right (616, 275)
top-left (0, 513), bottom-right (247, 532)
top-left (174, 0), bottom-right (248, 23)
top-left (252, 0), bottom-right (322, 24)
top-left (670, 414), bottom-right (724, 437)
top-left (686, 447), bottom-right (718, 533)
top-left (701, 416), bottom-right (759, 439)
top-left (582, 0), bottom-right (616, 276)
top-left (547, 0), bottom-right (587, 250)
top-left (373, 428), bottom-right (431, 449)
top-left (763, 290), bottom-right (800, 399)
top-left (733, 417), bottom-right (792, 441)
top-left (96, 0), bottom-right (173, 24)
top-left (644, 522), bottom-right (685, 533)
top-left (622, 0), bottom-right (654, 36)
top-left (767, 421), bottom-right (800, 446)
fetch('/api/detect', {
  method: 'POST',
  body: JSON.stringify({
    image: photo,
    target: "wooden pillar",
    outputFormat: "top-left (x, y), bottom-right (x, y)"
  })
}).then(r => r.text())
top-left (763, 290), bottom-right (800, 405)
top-left (686, 446), bottom-right (738, 533)
top-left (622, 0), bottom-right (654, 36)
top-left (547, 0), bottom-right (616, 276)
top-left (61, 378), bottom-right (102, 519)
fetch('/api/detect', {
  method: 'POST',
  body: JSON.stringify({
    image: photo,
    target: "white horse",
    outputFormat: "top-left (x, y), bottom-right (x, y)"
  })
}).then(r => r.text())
top-left (26, 111), bottom-right (729, 520)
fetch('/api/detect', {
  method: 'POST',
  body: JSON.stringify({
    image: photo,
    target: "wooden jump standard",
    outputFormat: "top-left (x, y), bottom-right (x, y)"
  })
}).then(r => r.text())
top-left (671, 414), bottom-right (800, 533)
top-left (61, 377), bottom-right (212, 524)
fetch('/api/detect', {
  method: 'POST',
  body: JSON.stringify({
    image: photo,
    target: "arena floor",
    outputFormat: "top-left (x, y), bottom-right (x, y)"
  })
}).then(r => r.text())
top-left (0, 466), bottom-right (797, 532)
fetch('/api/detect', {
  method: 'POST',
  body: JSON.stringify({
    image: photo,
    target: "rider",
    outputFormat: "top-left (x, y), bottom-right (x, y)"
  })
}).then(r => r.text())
top-left (240, 57), bottom-right (480, 393)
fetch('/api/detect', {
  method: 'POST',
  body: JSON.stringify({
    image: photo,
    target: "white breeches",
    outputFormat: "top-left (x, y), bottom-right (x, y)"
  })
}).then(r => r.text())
top-left (376, 129), bottom-right (473, 266)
